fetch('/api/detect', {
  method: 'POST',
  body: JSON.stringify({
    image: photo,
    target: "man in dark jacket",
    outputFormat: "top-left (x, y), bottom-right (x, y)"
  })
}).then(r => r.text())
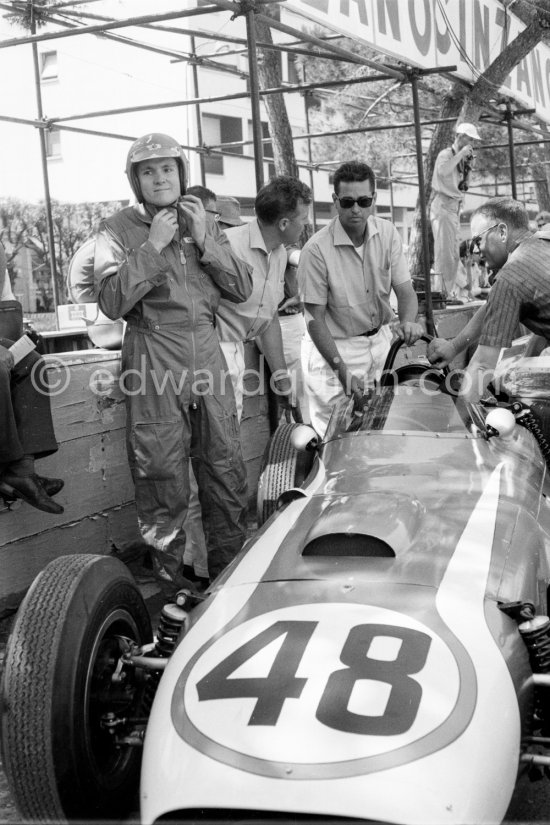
top-left (94, 133), bottom-right (253, 597)
top-left (0, 241), bottom-right (63, 514)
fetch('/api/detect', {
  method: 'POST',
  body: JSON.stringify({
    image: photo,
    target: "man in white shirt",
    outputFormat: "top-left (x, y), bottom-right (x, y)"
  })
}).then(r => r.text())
top-left (299, 161), bottom-right (423, 436)
top-left (217, 176), bottom-right (312, 419)
top-left (430, 122), bottom-right (481, 299)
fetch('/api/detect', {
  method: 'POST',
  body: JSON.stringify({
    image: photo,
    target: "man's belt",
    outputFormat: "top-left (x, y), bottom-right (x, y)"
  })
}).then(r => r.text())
top-left (359, 325), bottom-right (381, 338)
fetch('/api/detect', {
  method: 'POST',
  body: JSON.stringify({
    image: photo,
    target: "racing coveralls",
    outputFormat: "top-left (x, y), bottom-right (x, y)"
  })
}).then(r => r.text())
top-left (94, 204), bottom-right (253, 592)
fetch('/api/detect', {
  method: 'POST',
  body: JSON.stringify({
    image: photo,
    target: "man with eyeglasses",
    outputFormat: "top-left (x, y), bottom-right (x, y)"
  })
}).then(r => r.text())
top-left (298, 160), bottom-right (423, 435)
top-left (427, 196), bottom-right (550, 402)
top-left (430, 122), bottom-right (481, 301)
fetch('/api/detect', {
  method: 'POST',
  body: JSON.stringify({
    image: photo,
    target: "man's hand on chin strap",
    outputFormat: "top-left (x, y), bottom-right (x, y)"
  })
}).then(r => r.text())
top-left (177, 194), bottom-right (206, 251)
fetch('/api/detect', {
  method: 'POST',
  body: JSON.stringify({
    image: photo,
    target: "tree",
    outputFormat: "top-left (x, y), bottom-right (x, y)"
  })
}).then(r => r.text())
top-left (408, 6), bottom-right (550, 281)
top-left (0, 199), bottom-right (123, 308)
top-left (254, 5), bottom-right (300, 179)
top-left (280, 5), bottom-right (550, 285)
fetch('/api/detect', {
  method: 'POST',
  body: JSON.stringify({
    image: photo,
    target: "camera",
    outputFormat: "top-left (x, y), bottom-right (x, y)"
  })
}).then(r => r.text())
top-left (458, 151), bottom-right (475, 191)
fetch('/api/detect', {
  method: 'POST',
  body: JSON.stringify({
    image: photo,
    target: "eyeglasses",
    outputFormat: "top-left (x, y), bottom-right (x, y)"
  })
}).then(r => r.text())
top-left (335, 195), bottom-right (374, 209)
top-left (469, 222), bottom-right (500, 255)
top-left (206, 209), bottom-right (220, 221)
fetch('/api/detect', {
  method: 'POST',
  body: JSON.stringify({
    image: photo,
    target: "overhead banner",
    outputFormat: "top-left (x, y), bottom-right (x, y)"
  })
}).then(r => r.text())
top-left (285, 0), bottom-right (550, 126)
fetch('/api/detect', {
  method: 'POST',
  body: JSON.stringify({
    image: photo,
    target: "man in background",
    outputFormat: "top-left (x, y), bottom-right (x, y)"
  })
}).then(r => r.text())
top-left (217, 196), bottom-right (246, 232)
top-left (427, 197), bottom-right (550, 403)
top-left (217, 176), bottom-right (311, 420)
top-left (430, 122), bottom-right (481, 300)
top-left (0, 240), bottom-right (64, 514)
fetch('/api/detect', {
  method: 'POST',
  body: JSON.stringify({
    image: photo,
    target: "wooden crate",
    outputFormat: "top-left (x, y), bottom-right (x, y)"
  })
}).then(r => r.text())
top-left (0, 346), bottom-right (270, 617)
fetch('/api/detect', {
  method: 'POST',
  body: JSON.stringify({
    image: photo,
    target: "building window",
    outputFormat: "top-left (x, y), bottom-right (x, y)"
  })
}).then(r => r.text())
top-left (45, 128), bottom-right (61, 158)
top-left (40, 51), bottom-right (58, 81)
top-left (287, 54), bottom-right (301, 85)
top-left (203, 115), bottom-right (243, 175)
top-left (247, 121), bottom-right (275, 178)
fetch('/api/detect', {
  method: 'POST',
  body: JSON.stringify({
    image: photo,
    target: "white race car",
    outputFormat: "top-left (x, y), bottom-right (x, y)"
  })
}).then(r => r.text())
top-left (2, 338), bottom-right (550, 824)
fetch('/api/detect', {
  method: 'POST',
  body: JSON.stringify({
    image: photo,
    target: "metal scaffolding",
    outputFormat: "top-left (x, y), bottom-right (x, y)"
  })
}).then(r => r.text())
top-left (0, 0), bottom-right (546, 329)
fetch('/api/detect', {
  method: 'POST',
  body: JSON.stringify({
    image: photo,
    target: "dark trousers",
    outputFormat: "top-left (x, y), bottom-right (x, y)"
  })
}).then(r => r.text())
top-left (0, 337), bottom-right (58, 465)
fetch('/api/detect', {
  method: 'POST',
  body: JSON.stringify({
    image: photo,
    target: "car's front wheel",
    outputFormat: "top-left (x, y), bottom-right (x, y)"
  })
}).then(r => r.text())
top-left (1, 553), bottom-right (153, 822)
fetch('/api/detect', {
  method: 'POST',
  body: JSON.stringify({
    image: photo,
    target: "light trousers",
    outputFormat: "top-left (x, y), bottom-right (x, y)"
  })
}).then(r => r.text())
top-left (302, 326), bottom-right (393, 437)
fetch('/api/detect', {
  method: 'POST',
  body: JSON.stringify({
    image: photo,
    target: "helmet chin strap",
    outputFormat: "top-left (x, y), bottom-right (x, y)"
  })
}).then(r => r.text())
top-left (143, 200), bottom-right (188, 237)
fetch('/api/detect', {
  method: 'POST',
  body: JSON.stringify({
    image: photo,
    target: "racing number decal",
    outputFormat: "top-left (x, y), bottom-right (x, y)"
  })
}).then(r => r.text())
top-left (196, 620), bottom-right (431, 734)
top-left (197, 621), bottom-right (317, 725)
top-left (316, 624), bottom-right (431, 735)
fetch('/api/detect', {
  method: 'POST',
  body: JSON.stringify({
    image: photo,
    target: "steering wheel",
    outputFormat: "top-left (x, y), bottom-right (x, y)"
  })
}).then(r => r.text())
top-left (379, 334), bottom-right (450, 389)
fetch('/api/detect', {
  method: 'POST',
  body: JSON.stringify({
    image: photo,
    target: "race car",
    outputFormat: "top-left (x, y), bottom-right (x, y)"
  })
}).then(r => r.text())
top-left (2, 337), bottom-right (550, 824)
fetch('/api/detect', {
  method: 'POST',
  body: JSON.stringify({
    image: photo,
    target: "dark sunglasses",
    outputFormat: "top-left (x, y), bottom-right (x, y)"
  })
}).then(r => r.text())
top-left (335, 195), bottom-right (374, 209)
top-left (206, 209), bottom-right (220, 221)
top-left (469, 222), bottom-right (500, 255)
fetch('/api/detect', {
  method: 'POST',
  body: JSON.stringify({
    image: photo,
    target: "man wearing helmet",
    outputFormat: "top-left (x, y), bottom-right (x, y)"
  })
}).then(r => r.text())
top-left (94, 133), bottom-right (253, 598)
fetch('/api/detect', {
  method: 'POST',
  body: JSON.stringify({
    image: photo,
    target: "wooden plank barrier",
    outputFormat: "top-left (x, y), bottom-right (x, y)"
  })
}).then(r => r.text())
top-left (0, 344), bottom-right (270, 617)
top-left (0, 305), bottom-right (479, 615)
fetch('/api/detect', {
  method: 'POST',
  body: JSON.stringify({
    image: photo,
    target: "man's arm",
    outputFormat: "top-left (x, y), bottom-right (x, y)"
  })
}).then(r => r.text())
top-left (94, 222), bottom-right (171, 320)
top-left (459, 343), bottom-right (500, 403)
top-left (436, 144), bottom-right (474, 176)
top-left (427, 305), bottom-right (486, 367)
top-left (305, 303), bottom-right (360, 399)
top-left (256, 315), bottom-right (293, 406)
top-left (392, 281), bottom-right (424, 345)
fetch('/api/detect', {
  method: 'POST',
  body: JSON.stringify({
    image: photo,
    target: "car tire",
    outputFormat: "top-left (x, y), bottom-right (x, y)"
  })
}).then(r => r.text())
top-left (256, 422), bottom-right (314, 526)
top-left (1, 553), bottom-right (153, 821)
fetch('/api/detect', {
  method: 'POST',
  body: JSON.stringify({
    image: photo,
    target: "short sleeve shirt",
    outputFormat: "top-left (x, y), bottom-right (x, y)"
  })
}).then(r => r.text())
top-left (297, 215), bottom-right (410, 338)
top-left (480, 232), bottom-right (550, 348)
top-left (215, 219), bottom-right (286, 342)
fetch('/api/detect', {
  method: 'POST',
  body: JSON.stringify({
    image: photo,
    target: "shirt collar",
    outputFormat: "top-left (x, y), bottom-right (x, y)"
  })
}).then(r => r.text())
top-left (249, 218), bottom-right (269, 254)
top-left (333, 214), bottom-right (379, 246)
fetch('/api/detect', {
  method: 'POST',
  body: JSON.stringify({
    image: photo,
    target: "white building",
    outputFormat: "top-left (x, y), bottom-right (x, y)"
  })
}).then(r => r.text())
top-left (0, 0), bottom-right (416, 236)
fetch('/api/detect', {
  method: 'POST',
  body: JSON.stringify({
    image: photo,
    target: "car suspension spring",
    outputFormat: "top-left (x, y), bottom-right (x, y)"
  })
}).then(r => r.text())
top-left (142, 603), bottom-right (188, 714)
top-left (155, 603), bottom-right (188, 657)
top-left (510, 401), bottom-right (550, 470)
top-left (520, 616), bottom-right (550, 674)
top-left (519, 615), bottom-right (550, 733)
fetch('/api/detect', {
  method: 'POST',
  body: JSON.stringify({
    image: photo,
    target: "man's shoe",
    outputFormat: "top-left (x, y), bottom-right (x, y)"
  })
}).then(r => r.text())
top-left (0, 473), bottom-right (64, 515)
top-left (36, 475), bottom-right (64, 497)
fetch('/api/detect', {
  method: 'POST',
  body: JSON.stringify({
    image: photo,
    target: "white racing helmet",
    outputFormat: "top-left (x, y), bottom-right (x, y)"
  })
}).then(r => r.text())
top-left (126, 133), bottom-right (188, 203)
